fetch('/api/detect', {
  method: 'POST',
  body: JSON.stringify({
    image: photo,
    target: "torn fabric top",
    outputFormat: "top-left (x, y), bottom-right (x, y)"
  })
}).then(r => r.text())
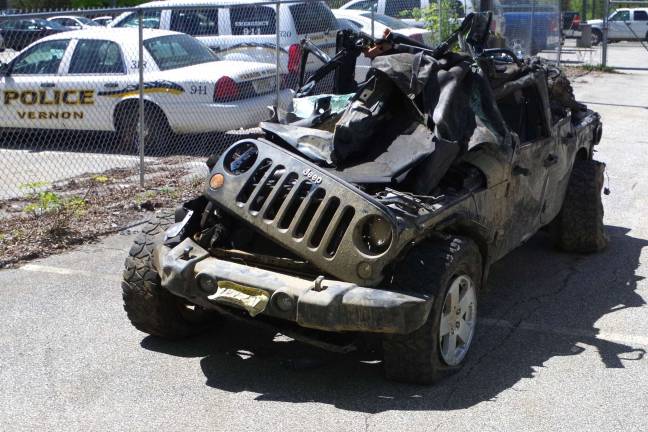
top-left (369, 51), bottom-right (508, 149)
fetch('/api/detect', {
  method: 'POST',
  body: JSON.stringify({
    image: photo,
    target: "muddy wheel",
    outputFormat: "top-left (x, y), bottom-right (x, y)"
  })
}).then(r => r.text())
top-left (382, 236), bottom-right (482, 384)
top-left (552, 159), bottom-right (608, 253)
top-left (122, 211), bottom-right (214, 338)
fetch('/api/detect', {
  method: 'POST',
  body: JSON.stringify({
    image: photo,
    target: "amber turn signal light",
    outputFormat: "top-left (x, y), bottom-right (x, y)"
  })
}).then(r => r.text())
top-left (209, 173), bottom-right (225, 189)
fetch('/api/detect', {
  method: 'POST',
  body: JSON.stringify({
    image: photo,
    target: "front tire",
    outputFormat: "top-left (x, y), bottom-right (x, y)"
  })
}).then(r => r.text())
top-left (552, 159), bottom-right (608, 253)
top-left (382, 236), bottom-right (482, 384)
top-left (122, 211), bottom-right (213, 338)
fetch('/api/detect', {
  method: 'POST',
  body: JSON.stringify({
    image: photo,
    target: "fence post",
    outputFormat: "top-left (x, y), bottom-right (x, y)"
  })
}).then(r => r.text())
top-left (275, 1), bottom-right (282, 112)
top-left (557, 7), bottom-right (562, 66)
top-left (602, 0), bottom-right (609, 67)
top-left (437, 0), bottom-right (442, 43)
top-left (371, 1), bottom-right (375, 38)
top-left (138, 8), bottom-right (145, 189)
top-left (529, 0), bottom-right (536, 56)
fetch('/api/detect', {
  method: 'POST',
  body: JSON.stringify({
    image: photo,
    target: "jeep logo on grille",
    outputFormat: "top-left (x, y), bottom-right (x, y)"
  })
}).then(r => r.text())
top-left (302, 168), bottom-right (323, 184)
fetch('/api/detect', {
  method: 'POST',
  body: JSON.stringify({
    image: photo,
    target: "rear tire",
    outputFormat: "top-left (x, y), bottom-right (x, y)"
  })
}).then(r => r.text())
top-left (122, 211), bottom-right (213, 338)
top-left (382, 236), bottom-right (482, 384)
top-left (591, 29), bottom-right (602, 46)
top-left (115, 103), bottom-right (173, 155)
top-left (552, 159), bottom-right (608, 253)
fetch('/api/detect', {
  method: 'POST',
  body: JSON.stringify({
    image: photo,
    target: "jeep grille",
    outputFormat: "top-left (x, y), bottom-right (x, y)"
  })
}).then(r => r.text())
top-left (206, 139), bottom-right (397, 285)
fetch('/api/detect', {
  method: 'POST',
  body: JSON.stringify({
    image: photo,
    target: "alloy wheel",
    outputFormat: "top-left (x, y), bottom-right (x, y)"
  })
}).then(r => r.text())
top-left (439, 274), bottom-right (477, 366)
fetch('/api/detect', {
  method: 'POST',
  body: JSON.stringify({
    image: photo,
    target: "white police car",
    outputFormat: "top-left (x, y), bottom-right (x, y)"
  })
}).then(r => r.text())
top-left (0, 28), bottom-right (293, 149)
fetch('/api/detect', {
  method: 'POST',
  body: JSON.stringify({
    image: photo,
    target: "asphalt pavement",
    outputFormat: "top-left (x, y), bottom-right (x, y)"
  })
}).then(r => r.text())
top-left (557, 39), bottom-right (648, 70)
top-left (1, 71), bottom-right (647, 432)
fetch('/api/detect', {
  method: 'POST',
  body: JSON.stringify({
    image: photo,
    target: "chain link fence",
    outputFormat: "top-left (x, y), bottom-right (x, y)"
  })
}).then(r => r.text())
top-left (0, 1), bottom-right (315, 200)
top-left (0, 0), bottom-right (565, 201)
top-left (549, 1), bottom-right (648, 70)
top-left (498, 1), bottom-right (562, 63)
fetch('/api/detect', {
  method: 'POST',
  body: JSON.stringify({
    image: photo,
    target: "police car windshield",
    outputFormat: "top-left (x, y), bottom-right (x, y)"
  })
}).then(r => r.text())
top-left (144, 34), bottom-right (216, 71)
top-left (76, 16), bottom-right (99, 26)
top-left (36, 18), bottom-right (65, 29)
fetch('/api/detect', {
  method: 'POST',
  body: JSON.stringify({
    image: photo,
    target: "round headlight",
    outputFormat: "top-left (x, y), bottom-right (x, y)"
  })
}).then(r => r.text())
top-left (357, 215), bottom-right (393, 255)
top-left (223, 141), bottom-right (258, 175)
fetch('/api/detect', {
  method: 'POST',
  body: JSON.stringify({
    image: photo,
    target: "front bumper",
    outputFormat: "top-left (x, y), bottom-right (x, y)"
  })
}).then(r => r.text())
top-left (154, 238), bottom-right (432, 334)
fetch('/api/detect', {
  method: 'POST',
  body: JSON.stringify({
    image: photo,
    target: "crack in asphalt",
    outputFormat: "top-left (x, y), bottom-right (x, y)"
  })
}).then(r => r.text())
top-left (443, 256), bottom-right (584, 408)
top-left (363, 413), bottom-right (372, 432)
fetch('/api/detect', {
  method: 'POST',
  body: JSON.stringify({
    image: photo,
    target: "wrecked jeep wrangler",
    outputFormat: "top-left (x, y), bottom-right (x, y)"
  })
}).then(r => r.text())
top-left (122, 14), bottom-right (606, 384)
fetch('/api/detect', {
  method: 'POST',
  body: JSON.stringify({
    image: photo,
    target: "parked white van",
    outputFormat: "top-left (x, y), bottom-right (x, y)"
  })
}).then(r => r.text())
top-left (110, 0), bottom-right (339, 74)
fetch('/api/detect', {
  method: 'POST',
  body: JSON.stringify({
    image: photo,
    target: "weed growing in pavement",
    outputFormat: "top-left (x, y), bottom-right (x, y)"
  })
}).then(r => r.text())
top-left (159, 186), bottom-right (180, 199)
top-left (19, 181), bottom-right (49, 191)
top-left (135, 190), bottom-right (157, 204)
top-left (22, 191), bottom-right (62, 215)
top-left (575, 64), bottom-right (620, 74)
top-left (63, 196), bottom-right (88, 218)
top-left (20, 182), bottom-right (61, 216)
top-left (19, 181), bottom-right (90, 237)
top-left (91, 175), bottom-right (110, 184)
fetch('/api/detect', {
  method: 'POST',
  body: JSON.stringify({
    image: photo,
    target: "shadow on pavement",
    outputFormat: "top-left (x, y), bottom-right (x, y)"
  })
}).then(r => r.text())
top-left (141, 225), bottom-right (646, 413)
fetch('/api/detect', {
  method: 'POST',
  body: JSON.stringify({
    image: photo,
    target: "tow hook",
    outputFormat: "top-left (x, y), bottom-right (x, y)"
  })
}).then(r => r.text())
top-left (312, 275), bottom-right (327, 292)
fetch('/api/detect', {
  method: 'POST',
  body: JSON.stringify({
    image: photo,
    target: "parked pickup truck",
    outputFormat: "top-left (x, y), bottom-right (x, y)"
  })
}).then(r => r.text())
top-left (589, 8), bottom-right (648, 45)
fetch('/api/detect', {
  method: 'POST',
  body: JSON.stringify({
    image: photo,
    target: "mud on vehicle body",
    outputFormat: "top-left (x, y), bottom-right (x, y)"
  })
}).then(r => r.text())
top-left (122, 13), bottom-right (606, 384)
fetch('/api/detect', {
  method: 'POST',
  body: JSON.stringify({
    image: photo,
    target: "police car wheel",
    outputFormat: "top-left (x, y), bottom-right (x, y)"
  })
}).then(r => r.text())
top-left (591, 29), bottom-right (602, 46)
top-left (115, 103), bottom-right (172, 155)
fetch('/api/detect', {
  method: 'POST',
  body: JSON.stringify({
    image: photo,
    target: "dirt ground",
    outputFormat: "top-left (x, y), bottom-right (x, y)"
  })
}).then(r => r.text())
top-left (0, 157), bottom-right (204, 268)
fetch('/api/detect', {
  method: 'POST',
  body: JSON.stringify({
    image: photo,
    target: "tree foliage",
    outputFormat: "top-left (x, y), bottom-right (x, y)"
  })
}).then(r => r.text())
top-left (11, 0), bottom-right (70, 10)
top-left (569, 0), bottom-right (637, 20)
top-left (70, 0), bottom-right (146, 7)
top-left (407, 0), bottom-right (462, 43)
